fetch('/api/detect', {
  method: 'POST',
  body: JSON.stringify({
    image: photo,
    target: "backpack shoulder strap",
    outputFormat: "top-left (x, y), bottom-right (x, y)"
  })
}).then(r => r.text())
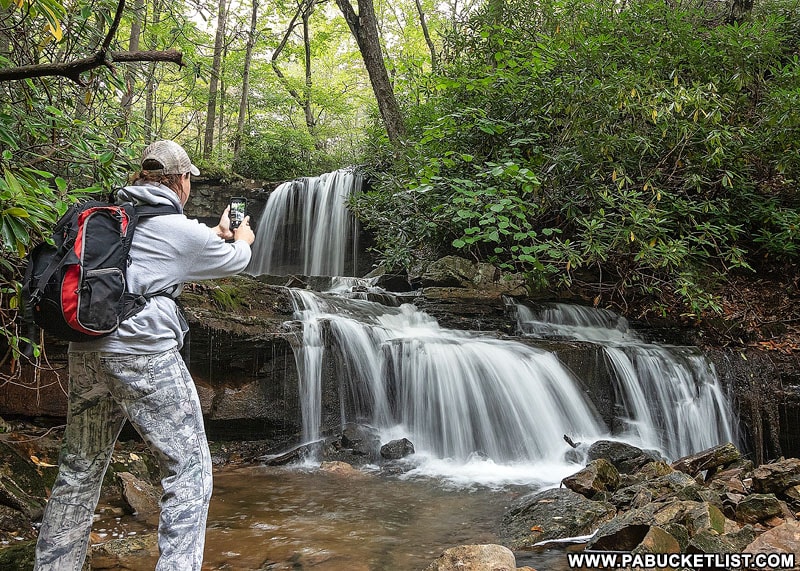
top-left (133, 203), bottom-right (180, 218)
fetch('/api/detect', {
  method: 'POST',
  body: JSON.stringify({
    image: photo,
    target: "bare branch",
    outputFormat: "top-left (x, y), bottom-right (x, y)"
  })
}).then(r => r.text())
top-left (101, 0), bottom-right (127, 53)
top-left (0, 50), bottom-right (184, 84)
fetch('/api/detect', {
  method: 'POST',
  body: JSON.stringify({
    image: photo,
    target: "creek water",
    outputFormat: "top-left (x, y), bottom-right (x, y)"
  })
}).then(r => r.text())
top-left (94, 464), bottom-right (572, 570)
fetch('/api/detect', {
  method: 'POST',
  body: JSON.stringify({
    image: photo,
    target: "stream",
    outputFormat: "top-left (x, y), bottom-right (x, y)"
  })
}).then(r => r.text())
top-left (94, 464), bottom-right (573, 570)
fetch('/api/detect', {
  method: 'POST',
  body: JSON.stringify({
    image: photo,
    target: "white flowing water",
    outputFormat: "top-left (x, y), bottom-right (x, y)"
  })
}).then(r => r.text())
top-left (289, 287), bottom-right (613, 487)
top-left (247, 169), bottom-right (362, 277)
top-left (286, 289), bottom-right (739, 487)
top-left (514, 302), bottom-right (737, 460)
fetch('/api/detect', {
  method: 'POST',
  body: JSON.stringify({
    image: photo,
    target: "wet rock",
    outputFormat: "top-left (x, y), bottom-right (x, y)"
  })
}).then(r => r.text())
top-left (501, 487), bottom-right (616, 548)
top-left (340, 423), bottom-right (381, 457)
top-left (319, 461), bottom-right (366, 478)
top-left (586, 440), bottom-right (664, 474)
top-left (423, 544), bottom-right (516, 571)
top-left (735, 493), bottom-right (785, 523)
top-left (588, 504), bottom-right (661, 550)
top-left (654, 501), bottom-right (727, 536)
top-left (671, 442), bottom-right (741, 477)
top-left (370, 273), bottom-right (413, 293)
top-left (89, 532), bottom-right (159, 569)
top-left (321, 424), bottom-right (382, 464)
top-left (751, 458), bottom-right (800, 494)
top-left (561, 458), bottom-right (620, 498)
top-left (117, 472), bottom-right (160, 517)
top-left (262, 440), bottom-right (321, 466)
top-left (380, 438), bottom-right (415, 460)
top-left (687, 527), bottom-right (739, 554)
top-left (610, 470), bottom-right (699, 510)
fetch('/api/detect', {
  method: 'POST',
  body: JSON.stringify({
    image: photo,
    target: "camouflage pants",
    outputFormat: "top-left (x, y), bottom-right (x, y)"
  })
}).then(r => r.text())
top-left (34, 348), bottom-right (213, 571)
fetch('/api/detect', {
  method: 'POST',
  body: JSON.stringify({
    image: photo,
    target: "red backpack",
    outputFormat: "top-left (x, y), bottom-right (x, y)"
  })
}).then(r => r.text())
top-left (22, 200), bottom-right (177, 342)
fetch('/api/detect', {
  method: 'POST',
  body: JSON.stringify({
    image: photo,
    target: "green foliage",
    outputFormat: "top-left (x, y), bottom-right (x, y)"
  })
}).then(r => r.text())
top-left (357, 0), bottom-right (800, 316)
top-left (232, 124), bottom-right (347, 182)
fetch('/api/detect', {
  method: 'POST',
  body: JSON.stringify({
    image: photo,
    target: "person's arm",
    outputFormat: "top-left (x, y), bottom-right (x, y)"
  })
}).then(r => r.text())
top-left (183, 217), bottom-right (254, 281)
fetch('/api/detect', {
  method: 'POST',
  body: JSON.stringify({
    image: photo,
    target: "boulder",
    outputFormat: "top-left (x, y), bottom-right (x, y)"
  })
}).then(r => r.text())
top-left (561, 458), bottom-right (620, 498)
top-left (751, 458), bottom-right (800, 494)
top-left (610, 470), bottom-right (699, 510)
top-left (586, 440), bottom-right (663, 475)
top-left (671, 443), bottom-right (741, 477)
top-left (588, 504), bottom-right (662, 550)
top-left (89, 533), bottom-right (159, 569)
top-left (501, 487), bottom-right (616, 548)
top-left (319, 461), bottom-right (366, 478)
top-left (653, 501), bottom-right (727, 536)
top-left (117, 472), bottom-right (160, 517)
top-left (424, 544), bottom-right (516, 571)
top-left (735, 493), bottom-right (785, 524)
top-left (380, 438), bottom-right (415, 460)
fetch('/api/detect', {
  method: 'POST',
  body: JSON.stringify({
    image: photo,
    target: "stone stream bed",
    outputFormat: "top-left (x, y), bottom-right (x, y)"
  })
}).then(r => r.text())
top-left (3, 424), bottom-right (800, 570)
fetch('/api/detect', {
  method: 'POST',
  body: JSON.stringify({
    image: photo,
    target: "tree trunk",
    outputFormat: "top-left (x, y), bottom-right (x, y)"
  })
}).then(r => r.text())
top-left (335, 0), bottom-right (406, 145)
top-left (413, 0), bottom-right (437, 71)
top-left (144, 0), bottom-right (162, 142)
top-left (218, 28), bottom-right (228, 155)
top-left (234, 0), bottom-right (259, 160)
top-left (118, 0), bottom-right (145, 139)
top-left (271, 0), bottom-right (317, 135)
top-left (728, 0), bottom-right (754, 23)
top-left (204, 0), bottom-right (228, 160)
top-left (302, 5), bottom-right (315, 134)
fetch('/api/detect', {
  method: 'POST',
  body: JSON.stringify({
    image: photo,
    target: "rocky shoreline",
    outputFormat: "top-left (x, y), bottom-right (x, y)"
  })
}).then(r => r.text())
top-left (1, 419), bottom-right (800, 570)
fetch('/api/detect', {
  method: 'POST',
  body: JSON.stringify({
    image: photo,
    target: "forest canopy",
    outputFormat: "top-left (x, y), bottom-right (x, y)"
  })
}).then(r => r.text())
top-left (0, 0), bottom-right (799, 362)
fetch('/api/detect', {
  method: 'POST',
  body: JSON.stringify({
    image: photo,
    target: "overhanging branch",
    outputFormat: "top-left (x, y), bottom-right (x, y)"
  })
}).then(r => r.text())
top-left (0, 50), bottom-right (184, 84)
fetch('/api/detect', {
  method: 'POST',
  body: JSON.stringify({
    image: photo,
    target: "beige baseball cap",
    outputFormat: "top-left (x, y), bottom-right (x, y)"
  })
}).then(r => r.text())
top-left (140, 140), bottom-right (200, 176)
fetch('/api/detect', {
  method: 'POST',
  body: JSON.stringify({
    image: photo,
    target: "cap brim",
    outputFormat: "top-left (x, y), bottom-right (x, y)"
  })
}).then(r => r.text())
top-left (190, 165), bottom-right (200, 176)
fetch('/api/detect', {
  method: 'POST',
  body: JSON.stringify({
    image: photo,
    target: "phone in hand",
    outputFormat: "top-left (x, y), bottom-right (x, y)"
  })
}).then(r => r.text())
top-left (229, 197), bottom-right (247, 230)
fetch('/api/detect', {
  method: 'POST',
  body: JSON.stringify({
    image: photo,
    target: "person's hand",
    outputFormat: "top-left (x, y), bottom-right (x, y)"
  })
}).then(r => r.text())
top-left (214, 206), bottom-right (234, 240)
top-left (233, 215), bottom-right (255, 245)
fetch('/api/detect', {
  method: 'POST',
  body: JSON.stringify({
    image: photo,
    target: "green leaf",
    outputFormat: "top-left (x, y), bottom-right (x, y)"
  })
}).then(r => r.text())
top-left (3, 207), bottom-right (29, 217)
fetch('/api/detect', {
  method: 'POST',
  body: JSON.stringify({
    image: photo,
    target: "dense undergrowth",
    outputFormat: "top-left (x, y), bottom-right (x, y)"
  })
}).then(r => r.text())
top-left (354, 0), bottom-right (800, 319)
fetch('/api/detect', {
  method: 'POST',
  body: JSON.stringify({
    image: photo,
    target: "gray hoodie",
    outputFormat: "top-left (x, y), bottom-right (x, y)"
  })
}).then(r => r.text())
top-left (70, 183), bottom-right (251, 354)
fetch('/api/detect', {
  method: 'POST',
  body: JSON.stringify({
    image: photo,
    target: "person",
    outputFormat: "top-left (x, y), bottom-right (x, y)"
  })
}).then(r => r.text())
top-left (34, 140), bottom-right (255, 570)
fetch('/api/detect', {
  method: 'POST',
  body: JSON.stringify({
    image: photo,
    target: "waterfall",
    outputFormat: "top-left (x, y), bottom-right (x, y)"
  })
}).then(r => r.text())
top-left (288, 286), bottom-right (618, 486)
top-left (514, 302), bottom-right (738, 460)
top-left (247, 170), bottom-right (362, 277)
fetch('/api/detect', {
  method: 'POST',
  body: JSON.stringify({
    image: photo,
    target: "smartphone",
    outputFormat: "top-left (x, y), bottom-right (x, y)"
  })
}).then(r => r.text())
top-left (229, 197), bottom-right (247, 230)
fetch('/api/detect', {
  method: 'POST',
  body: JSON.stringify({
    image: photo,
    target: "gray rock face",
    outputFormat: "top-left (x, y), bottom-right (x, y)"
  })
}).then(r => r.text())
top-left (587, 440), bottom-right (665, 474)
top-left (501, 487), bottom-right (616, 548)
top-left (751, 458), bottom-right (800, 494)
top-left (561, 458), bottom-right (621, 498)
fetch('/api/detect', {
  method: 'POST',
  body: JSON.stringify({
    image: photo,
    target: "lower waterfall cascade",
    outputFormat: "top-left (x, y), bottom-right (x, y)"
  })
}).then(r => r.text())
top-left (284, 279), bottom-right (738, 487)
